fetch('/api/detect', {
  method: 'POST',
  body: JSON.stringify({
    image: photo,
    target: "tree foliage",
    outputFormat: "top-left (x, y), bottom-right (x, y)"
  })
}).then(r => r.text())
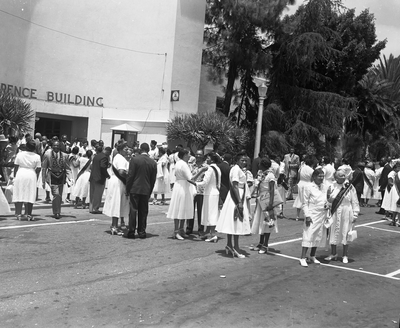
top-left (0, 91), bottom-right (35, 136)
top-left (268, 0), bottom-right (385, 159)
top-left (167, 112), bottom-right (251, 153)
top-left (203, 0), bottom-right (295, 116)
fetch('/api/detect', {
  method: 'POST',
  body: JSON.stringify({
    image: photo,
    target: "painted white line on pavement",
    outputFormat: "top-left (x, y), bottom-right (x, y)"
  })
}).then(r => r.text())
top-left (355, 220), bottom-right (385, 228)
top-left (270, 252), bottom-right (400, 281)
top-left (269, 237), bottom-right (302, 246)
top-left (0, 219), bottom-right (99, 230)
top-left (364, 226), bottom-right (400, 234)
top-left (148, 221), bottom-right (171, 226)
top-left (386, 268), bottom-right (400, 278)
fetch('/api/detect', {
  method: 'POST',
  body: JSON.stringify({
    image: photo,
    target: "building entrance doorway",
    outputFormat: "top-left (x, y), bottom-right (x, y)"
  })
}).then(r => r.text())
top-left (35, 117), bottom-right (71, 140)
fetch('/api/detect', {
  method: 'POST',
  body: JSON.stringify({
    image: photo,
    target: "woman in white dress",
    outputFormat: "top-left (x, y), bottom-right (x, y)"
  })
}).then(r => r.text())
top-left (325, 170), bottom-right (359, 263)
top-left (299, 168), bottom-right (328, 267)
top-left (12, 140), bottom-right (41, 221)
top-left (168, 149), bottom-right (178, 190)
top-left (196, 152), bottom-right (221, 242)
top-left (293, 156), bottom-right (315, 221)
top-left (152, 147), bottom-right (170, 205)
top-left (103, 143), bottom-right (129, 235)
top-left (216, 151), bottom-right (251, 258)
top-left (381, 161), bottom-right (400, 226)
top-left (167, 149), bottom-right (206, 240)
top-left (251, 158), bottom-right (280, 254)
top-left (65, 146), bottom-right (80, 203)
top-left (73, 150), bottom-right (93, 209)
top-left (362, 162), bottom-right (376, 207)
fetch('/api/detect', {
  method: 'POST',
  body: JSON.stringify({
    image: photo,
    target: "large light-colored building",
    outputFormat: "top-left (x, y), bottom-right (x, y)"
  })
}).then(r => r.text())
top-left (0, 0), bottom-right (209, 147)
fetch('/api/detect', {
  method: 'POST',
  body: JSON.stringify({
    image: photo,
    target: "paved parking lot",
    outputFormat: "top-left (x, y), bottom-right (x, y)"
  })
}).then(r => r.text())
top-left (1, 197), bottom-right (400, 327)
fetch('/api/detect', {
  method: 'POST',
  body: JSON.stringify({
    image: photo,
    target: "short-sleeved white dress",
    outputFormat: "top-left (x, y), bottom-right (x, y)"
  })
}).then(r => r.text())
top-left (12, 151), bottom-right (41, 203)
top-left (103, 154), bottom-right (129, 218)
top-left (167, 160), bottom-right (194, 220)
top-left (216, 165), bottom-right (251, 235)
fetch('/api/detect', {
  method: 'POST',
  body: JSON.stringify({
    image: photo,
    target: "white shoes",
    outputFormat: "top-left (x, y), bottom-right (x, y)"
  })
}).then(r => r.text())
top-left (299, 258), bottom-right (308, 267)
top-left (342, 256), bottom-right (348, 264)
top-left (310, 256), bottom-right (321, 264)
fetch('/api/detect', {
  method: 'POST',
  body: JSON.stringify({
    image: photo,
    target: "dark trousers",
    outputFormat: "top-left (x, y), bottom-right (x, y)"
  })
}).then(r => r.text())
top-left (129, 194), bottom-right (150, 236)
top-left (50, 184), bottom-right (64, 214)
top-left (89, 181), bottom-right (105, 212)
top-left (186, 194), bottom-right (204, 232)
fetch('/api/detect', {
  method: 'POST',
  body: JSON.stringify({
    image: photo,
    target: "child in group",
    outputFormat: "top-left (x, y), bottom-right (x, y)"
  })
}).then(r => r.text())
top-left (250, 157), bottom-right (282, 254)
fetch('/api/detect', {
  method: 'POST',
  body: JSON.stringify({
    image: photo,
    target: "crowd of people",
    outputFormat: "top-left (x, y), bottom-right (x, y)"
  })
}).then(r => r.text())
top-left (0, 132), bottom-right (398, 265)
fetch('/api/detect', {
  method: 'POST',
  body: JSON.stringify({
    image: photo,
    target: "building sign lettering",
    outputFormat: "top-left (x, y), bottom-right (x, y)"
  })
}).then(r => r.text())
top-left (0, 83), bottom-right (103, 107)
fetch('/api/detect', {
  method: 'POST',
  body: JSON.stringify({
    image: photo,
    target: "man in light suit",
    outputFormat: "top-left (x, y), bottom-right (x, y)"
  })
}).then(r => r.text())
top-left (42, 141), bottom-right (72, 219)
top-left (89, 146), bottom-right (110, 214)
top-left (124, 143), bottom-right (157, 239)
top-left (284, 147), bottom-right (300, 200)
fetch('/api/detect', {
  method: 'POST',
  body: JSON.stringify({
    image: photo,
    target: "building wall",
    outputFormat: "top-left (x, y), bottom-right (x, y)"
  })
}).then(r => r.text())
top-left (0, 0), bottom-right (206, 146)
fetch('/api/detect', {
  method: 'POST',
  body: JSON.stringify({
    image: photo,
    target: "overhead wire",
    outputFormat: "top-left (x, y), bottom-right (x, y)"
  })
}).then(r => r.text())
top-left (0, 8), bottom-right (165, 56)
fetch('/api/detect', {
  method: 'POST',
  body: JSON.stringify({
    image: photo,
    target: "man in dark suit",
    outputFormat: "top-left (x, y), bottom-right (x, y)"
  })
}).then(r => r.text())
top-left (41, 140), bottom-right (72, 219)
top-left (351, 162), bottom-right (365, 206)
top-left (124, 143), bottom-right (157, 239)
top-left (89, 146), bottom-right (110, 214)
top-left (376, 157), bottom-right (392, 215)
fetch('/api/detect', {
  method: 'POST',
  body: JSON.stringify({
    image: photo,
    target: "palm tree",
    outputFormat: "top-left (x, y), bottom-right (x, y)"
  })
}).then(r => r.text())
top-left (0, 91), bottom-right (35, 136)
top-left (166, 111), bottom-right (251, 153)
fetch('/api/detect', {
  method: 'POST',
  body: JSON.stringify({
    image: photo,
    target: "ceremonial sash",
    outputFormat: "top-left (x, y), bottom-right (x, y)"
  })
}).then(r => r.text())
top-left (394, 173), bottom-right (400, 205)
top-left (76, 159), bottom-right (91, 182)
top-left (210, 165), bottom-right (220, 192)
top-left (112, 164), bottom-right (126, 185)
top-left (331, 183), bottom-right (353, 215)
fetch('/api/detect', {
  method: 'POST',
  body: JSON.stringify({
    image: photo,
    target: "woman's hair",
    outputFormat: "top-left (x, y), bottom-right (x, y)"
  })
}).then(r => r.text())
top-left (206, 151), bottom-right (219, 163)
top-left (26, 139), bottom-right (36, 152)
top-left (235, 150), bottom-right (247, 162)
top-left (86, 150), bottom-right (93, 159)
top-left (72, 146), bottom-right (79, 155)
top-left (116, 143), bottom-right (127, 152)
top-left (259, 157), bottom-right (271, 170)
top-left (158, 147), bottom-right (166, 156)
top-left (178, 149), bottom-right (189, 159)
top-left (304, 155), bottom-right (317, 167)
top-left (311, 168), bottom-right (324, 180)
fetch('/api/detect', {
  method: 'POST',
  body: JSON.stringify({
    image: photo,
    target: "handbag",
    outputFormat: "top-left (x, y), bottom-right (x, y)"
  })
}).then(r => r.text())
top-left (324, 210), bottom-right (334, 229)
top-left (347, 228), bottom-right (357, 242)
top-left (258, 188), bottom-right (283, 211)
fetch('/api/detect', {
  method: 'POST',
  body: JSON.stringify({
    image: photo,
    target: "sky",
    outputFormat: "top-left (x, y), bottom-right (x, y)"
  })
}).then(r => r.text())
top-left (285, 0), bottom-right (400, 59)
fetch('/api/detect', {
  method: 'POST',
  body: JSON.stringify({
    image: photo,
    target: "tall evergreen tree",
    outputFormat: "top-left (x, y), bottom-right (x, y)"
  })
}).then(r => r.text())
top-left (203, 0), bottom-right (295, 117)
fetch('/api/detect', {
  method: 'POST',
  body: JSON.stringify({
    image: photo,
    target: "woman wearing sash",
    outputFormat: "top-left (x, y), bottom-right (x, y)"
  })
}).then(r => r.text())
top-left (325, 170), bottom-right (359, 263)
top-left (299, 168), bottom-right (328, 267)
top-left (103, 143), bottom-right (129, 235)
top-left (381, 161), bottom-right (400, 227)
top-left (293, 156), bottom-right (315, 221)
top-left (250, 157), bottom-right (280, 254)
top-left (73, 150), bottom-right (93, 209)
top-left (362, 162), bottom-right (376, 207)
top-left (216, 151), bottom-right (251, 258)
top-left (195, 152), bottom-right (221, 242)
top-left (152, 147), bottom-right (170, 205)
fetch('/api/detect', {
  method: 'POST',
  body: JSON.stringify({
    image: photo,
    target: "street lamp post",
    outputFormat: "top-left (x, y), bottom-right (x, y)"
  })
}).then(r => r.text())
top-left (253, 76), bottom-right (270, 159)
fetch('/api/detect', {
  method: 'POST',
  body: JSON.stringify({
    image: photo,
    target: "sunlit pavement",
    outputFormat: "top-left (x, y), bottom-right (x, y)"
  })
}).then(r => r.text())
top-left (1, 194), bottom-right (399, 328)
